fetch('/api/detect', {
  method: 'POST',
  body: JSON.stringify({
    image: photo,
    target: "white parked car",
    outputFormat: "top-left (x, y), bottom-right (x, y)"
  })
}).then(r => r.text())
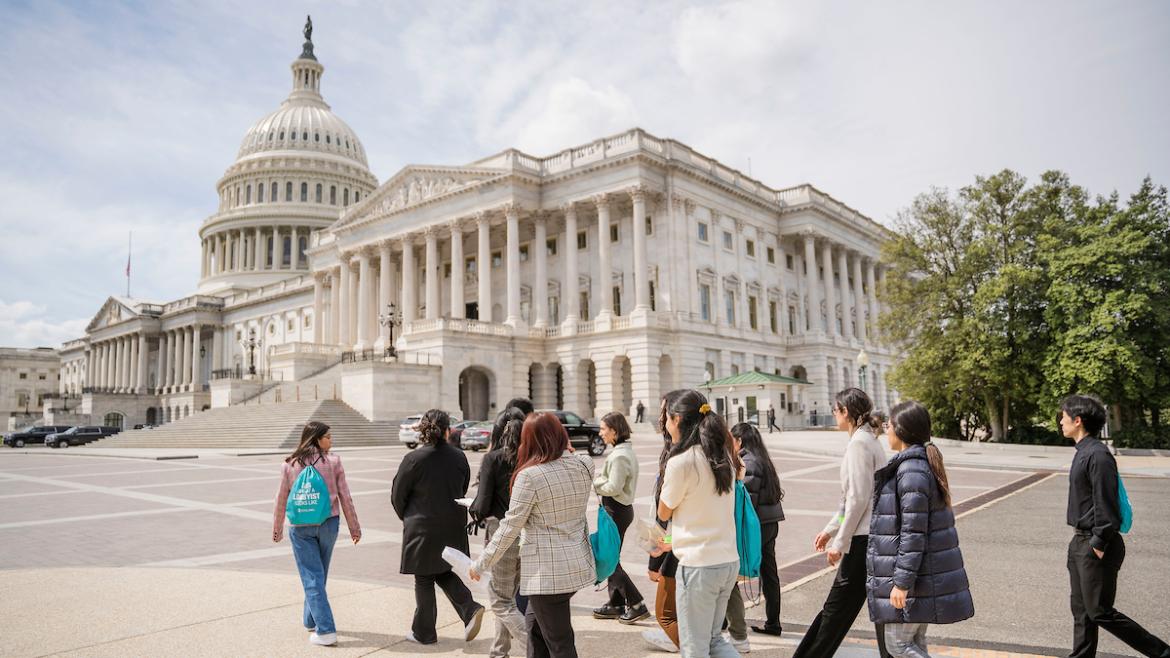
top-left (398, 412), bottom-right (461, 449)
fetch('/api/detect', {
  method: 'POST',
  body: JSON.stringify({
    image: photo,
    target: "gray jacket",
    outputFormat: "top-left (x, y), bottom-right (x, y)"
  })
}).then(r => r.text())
top-left (865, 444), bottom-right (974, 625)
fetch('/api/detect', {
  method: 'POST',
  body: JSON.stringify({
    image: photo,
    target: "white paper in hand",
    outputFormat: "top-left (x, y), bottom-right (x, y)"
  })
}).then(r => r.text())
top-left (633, 516), bottom-right (667, 554)
top-left (454, 497), bottom-right (474, 508)
top-left (442, 547), bottom-right (490, 590)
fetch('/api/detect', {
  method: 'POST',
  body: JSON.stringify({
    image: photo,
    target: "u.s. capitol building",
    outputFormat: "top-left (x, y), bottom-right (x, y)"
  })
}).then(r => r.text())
top-left (55, 26), bottom-right (897, 432)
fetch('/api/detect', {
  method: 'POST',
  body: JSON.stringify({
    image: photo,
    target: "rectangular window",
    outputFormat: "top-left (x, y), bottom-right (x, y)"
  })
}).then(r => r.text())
top-left (767, 247), bottom-right (776, 264)
top-left (38, 373), bottom-right (47, 380)
top-left (443, 263), bottom-right (452, 278)
top-left (723, 231), bottom-right (734, 251)
top-left (286, 182), bottom-right (293, 201)
top-left (19, 372), bottom-right (27, 380)
top-left (547, 238), bottom-right (557, 256)
top-left (465, 257), bottom-right (476, 273)
top-left (786, 253), bottom-right (794, 270)
top-left (746, 240), bottom-right (756, 258)
top-left (725, 291), bottom-right (736, 326)
top-left (577, 231), bottom-right (587, 250)
top-left (645, 216), bottom-right (653, 235)
top-left (492, 250), bottom-right (502, 268)
top-left (699, 284), bottom-right (711, 321)
top-left (613, 286), bottom-right (622, 315)
top-left (788, 305), bottom-right (797, 334)
top-left (519, 244), bottom-right (530, 262)
top-left (698, 222), bottom-right (709, 242)
top-left (770, 301), bottom-right (778, 333)
top-left (649, 281), bottom-right (656, 311)
top-left (579, 291), bottom-right (590, 320)
top-left (749, 296), bottom-right (758, 330)
top-left (300, 183), bottom-right (308, 202)
top-left (330, 186), bottom-right (337, 205)
top-left (610, 224), bottom-right (619, 243)
top-left (549, 296), bottom-right (559, 324)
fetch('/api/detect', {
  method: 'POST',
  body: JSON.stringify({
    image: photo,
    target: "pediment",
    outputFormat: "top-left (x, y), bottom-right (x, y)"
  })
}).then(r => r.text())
top-left (334, 165), bottom-right (508, 229)
top-left (85, 297), bottom-right (136, 332)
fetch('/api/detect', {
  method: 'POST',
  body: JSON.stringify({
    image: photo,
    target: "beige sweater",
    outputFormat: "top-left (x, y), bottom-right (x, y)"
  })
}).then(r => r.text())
top-left (822, 426), bottom-right (886, 554)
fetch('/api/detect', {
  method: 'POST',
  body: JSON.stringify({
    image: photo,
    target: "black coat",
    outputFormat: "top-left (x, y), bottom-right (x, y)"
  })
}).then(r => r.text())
top-left (391, 442), bottom-right (471, 575)
top-left (866, 444), bottom-right (974, 625)
top-left (740, 449), bottom-right (785, 524)
top-left (470, 448), bottom-right (513, 520)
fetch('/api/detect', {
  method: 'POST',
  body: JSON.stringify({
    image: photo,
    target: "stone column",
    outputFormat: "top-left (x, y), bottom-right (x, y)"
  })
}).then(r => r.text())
top-left (425, 229), bottom-right (439, 321)
top-left (851, 253), bottom-right (866, 342)
top-left (104, 341), bottom-right (114, 390)
top-left (112, 338), bottom-right (123, 392)
top-left (254, 227), bottom-right (263, 270)
top-left (866, 261), bottom-right (879, 343)
top-left (401, 238), bottom-right (417, 324)
top-left (338, 258), bottom-right (351, 347)
top-left (191, 325), bottom-right (202, 390)
top-left (630, 186), bottom-right (651, 312)
top-left (562, 203), bottom-right (579, 324)
top-left (533, 214), bottom-right (548, 327)
top-left (449, 222), bottom-right (465, 319)
top-left (200, 240), bottom-right (207, 277)
top-left (135, 333), bottom-right (146, 393)
top-left (238, 230), bottom-right (246, 271)
top-left (349, 261), bottom-right (359, 341)
top-left (291, 228), bottom-right (301, 270)
top-left (173, 329), bottom-right (184, 389)
top-left (837, 248), bottom-right (852, 340)
top-left (329, 269), bottom-right (340, 345)
top-left (356, 249), bottom-right (372, 349)
top-left (476, 214), bottom-right (491, 322)
top-left (378, 242), bottom-right (393, 345)
top-left (211, 234), bottom-right (221, 274)
top-left (595, 195), bottom-right (613, 319)
top-left (802, 233), bottom-right (820, 335)
top-left (210, 327), bottom-right (222, 378)
top-left (822, 241), bottom-right (837, 337)
top-left (505, 206), bottom-right (521, 325)
top-left (312, 275), bottom-right (324, 344)
top-left (271, 225), bottom-right (280, 270)
top-left (93, 343), bottom-right (102, 390)
top-left (128, 334), bottom-right (138, 392)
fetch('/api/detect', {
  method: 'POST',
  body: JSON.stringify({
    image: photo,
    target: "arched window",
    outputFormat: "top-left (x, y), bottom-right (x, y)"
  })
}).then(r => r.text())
top-left (330, 185), bottom-right (337, 205)
top-left (343, 188), bottom-right (349, 206)
top-left (300, 182), bottom-right (308, 202)
top-left (257, 182), bottom-right (264, 203)
top-left (290, 131), bottom-right (296, 141)
top-left (355, 191), bottom-right (361, 203)
top-left (279, 130), bottom-right (285, 140)
top-left (245, 184), bottom-right (252, 204)
top-left (315, 183), bottom-right (322, 203)
top-left (285, 182), bottom-right (293, 201)
top-left (326, 134), bottom-right (331, 145)
top-left (270, 182), bottom-right (278, 202)
top-left (302, 131), bottom-right (308, 141)
top-left (268, 131), bottom-right (273, 141)
top-left (314, 132), bottom-right (320, 142)
top-left (235, 186), bottom-right (241, 207)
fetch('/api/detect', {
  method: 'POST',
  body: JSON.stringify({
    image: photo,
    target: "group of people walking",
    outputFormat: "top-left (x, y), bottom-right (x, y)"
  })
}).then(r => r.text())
top-left (271, 387), bottom-right (1167, 658)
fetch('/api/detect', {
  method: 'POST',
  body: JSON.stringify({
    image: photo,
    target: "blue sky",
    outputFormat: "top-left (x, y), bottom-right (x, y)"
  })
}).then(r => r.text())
top-left (1, 0), bottom-right (1167, 348)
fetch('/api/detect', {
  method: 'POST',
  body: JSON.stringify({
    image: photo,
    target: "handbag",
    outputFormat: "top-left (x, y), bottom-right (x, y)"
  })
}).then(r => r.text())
top-left (590, 499), bottom-right (622, 584)
top-left (1118, 474), bottom-right (1133, 534)
top-left (734, 479), bottom-right (762, 578)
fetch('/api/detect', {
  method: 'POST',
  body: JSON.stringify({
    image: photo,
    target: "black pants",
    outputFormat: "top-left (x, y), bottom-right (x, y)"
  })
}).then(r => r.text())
top-left (412, 570), bottom-right (480, 643)
top-left (758, 521), bottom-right (782, 629)
top-left (526, 591), bottom-right (577, 658)
top-left (793, 534), bottom-right (889, 658)
top-left (604, 497), bottom-right (644, 607)
top-left (1068, 534), bottom-right (1170, 658)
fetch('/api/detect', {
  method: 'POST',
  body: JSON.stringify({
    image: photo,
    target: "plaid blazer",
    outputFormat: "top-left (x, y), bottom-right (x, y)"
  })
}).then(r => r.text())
top-left (475, 450), bottom-right (596, 595)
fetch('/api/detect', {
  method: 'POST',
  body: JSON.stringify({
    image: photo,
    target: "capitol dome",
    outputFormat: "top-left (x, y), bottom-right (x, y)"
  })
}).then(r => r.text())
top-left (197, 18), bottom-right (378, 296)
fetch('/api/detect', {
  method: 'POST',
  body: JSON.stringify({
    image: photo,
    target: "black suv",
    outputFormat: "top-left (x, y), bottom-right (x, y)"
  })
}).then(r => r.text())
top-left (542, 410), bottom-right (606, 456)
top-left (4, 425), bottom-right (74, 448)
top-left (47, 426), bottom-right (121, 448)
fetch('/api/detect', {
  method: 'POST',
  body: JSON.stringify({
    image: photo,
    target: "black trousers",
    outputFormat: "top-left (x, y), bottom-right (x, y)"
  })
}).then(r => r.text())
top-left (1068, 534), bottom-right (1170, 658)
top-left (792, 534), bottom-right (889, 658)
top-left (526, 591), bottom-right (577, 658)
top-left (758, 521), bottom-right (782, 629)
top-left (603, 497), bottom-right (645, 607)
top-left (412, 570), bottom-right (479, 643)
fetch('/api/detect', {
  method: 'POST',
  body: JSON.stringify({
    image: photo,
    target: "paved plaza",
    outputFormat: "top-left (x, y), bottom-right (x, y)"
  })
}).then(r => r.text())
top-left (1, 430), bottom-right (1168, 657)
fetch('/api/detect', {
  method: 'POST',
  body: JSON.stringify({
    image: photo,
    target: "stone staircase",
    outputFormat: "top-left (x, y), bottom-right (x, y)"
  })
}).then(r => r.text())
top-left (96, 399), bottom-right (400, 451)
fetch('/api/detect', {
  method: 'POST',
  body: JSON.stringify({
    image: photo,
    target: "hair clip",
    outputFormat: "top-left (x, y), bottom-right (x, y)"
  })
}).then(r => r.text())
top-left (699, 403), bottom-right (711, 416)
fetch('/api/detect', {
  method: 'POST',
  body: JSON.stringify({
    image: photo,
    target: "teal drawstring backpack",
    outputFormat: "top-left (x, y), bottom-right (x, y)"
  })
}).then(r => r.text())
top-left (734, 479), bottom-right (762, 578)
top-left (590, 501), bottom-right (621, 584)
top-left (286, 457), bottom-right (330, 525)
top-left (1118, 474), bottom-right (1133, 534)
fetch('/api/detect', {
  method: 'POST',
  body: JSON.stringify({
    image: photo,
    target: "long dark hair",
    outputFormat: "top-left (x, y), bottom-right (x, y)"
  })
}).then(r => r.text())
top-left (732, 422), bottom-right (783, 505)
top-left (492, 407), bottom-right (526, 467)
top-left (666, 390), bottom-right (740, 495)
top-left (600, 411), bottom-right (631, 445)
top-left (889, 400), bottom-right (951, 507)
top-left (655, 389), bottom-right (689, 500)
top-left (286, 420), bottom-right (330, 465)
top-left (835, 387), bottom-right (881, 433)
top-left (417, 409), bottom-right (449, 446)
top-left (512, 412), bottom-right (570, 490)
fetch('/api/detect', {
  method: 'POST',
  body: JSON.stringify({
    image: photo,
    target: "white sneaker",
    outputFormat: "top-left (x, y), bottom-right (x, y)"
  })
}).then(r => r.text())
top-left (642, 628), bottom-right (679, 653)
top-left (309, 632), bottom-right (337, 646)
top-left (464, 605), bottom-right (485, 641)
top-left (724, 632), bottom-right (751, 653)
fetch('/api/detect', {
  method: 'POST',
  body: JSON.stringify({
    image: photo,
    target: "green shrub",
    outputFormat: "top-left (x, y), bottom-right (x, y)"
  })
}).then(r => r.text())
top-left (1111, 427), bottom-right (1170, 450)
top-left (1002, 425), bottom-right (1067, 446)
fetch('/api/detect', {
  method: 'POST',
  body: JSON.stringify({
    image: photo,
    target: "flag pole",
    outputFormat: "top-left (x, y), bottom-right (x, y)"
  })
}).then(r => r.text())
top-left (126, 231), bottom-right (132, 297)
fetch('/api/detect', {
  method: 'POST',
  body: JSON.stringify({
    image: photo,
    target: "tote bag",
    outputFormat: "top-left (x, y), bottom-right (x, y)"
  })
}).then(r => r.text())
top-left (286, 461), bottom-right (331, 525)
top-left (734, 479), bottom-right (762, 578)
top-left (590, 503), bottom-right (621, 583)
top-left (1118, 474), bottom-right (1133, 534)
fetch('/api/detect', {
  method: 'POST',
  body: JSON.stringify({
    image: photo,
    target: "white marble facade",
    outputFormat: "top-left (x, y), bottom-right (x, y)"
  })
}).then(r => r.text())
top-left (59, 33), bottom-right (898, 429)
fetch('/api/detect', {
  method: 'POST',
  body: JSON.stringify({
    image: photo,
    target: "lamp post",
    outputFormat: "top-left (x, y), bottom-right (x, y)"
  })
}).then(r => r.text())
top-left (242, 329), bottom-right (259, 375)
top-left (378, 303), bottom-right (402, 357)
top-left (857, 348), bottom-right (870, 393)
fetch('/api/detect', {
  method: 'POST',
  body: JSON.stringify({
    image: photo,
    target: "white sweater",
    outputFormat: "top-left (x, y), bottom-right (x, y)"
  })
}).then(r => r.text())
top-left (822, 425), bottom-right (887, 554)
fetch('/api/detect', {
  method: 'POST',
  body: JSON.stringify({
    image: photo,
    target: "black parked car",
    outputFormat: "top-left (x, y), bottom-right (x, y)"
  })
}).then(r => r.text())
top-left (47, 426), bottom-right (121, 448)
top-left (541, 410), bottom-right (606, 456)
top-left (3, 425), bottom-right (73, 448)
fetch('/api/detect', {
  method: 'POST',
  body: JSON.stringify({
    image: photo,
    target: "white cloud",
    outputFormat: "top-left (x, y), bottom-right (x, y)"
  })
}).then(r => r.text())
top-left (510, 78), bottom-right (639, 155)
top-left (0, 300), bottom-right (88, 348)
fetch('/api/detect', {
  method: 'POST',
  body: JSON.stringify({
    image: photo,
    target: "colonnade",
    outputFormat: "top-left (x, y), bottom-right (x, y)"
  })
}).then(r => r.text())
top-left (86, 333), bottom-right (149, 394)
top-left (798, 231), bottom-right (882, 342)
top-left (200, 225), bottom-right (310, 277)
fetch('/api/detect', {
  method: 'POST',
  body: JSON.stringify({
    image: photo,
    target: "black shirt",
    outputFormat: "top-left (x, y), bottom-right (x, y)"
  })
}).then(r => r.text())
top-left (470, 449), bottom-right (514, 520)
top-left (1067, 436), bottom-right (1122, 551)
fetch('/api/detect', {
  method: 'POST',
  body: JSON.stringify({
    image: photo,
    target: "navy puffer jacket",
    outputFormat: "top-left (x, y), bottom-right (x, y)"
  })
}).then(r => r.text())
top-left (866, 444), bottom-right (974, 625)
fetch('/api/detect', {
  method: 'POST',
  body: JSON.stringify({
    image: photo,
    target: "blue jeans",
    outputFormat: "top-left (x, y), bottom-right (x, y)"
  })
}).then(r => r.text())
top-left (676, 560), bottom-right (740, 658)
top-left (290, 515), bottom-right (340, 634)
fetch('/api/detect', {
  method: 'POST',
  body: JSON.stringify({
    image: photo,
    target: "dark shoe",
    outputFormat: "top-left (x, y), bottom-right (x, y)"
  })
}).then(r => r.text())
top-left (593, 604), bottom-right (623, 620)
top-left (619, 602), bottom-right (651, 624)
top-left (751, 624), bottom-right (783, 636)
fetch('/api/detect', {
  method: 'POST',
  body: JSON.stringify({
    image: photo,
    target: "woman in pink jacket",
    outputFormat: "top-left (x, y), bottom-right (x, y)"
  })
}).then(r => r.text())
top-left (273, 421), bottom-right (361, 647)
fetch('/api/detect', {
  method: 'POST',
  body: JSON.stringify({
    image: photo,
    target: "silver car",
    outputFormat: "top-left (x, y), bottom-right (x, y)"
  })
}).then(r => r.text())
top-left (398, 413), bottom-right (461, 449)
